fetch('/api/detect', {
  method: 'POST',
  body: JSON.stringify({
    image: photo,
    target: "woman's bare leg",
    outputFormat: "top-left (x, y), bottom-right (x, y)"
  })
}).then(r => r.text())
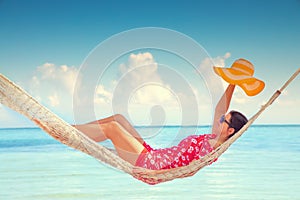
top-left (100, 121), bottom-right (145, 165)
top-left (87, 114), bottom-right (145, 144)
top-left (73, 124), bottom-right (107, 142)
top-left (35, 118), bottom-right (145, 165)
top-left (73, 120), bottom-right (146, 164)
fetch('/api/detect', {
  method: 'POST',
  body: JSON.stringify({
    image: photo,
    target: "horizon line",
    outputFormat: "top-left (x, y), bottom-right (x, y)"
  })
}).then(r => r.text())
top-left (1, 123), bottom-right (300, 130)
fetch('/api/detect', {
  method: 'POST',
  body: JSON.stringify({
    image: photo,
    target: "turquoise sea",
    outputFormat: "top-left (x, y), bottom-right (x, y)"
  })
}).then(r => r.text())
top-left (0, 125), bottom-right (299, 200)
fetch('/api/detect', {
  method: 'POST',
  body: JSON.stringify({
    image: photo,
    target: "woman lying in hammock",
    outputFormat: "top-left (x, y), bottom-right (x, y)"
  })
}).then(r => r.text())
top-left (74, 58), bottom-right (264, 170)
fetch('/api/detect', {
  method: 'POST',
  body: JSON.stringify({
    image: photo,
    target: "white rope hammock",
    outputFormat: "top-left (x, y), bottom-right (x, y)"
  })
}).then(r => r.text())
top-left (0, 69), bottom-right (299, 185)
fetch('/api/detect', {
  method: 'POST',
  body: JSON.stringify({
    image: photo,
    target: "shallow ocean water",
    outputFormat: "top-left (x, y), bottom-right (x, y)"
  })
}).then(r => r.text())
top-left (0, 125), bottom-right (299, 200)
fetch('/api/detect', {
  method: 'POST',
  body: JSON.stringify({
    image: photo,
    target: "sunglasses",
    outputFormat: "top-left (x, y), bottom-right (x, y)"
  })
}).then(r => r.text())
top-left (219, 115), bottom-right (232, 127)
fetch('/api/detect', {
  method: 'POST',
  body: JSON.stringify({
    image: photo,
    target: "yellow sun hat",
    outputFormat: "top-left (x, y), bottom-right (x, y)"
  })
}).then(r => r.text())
top-left (213, 58), bottom-right (265, 96)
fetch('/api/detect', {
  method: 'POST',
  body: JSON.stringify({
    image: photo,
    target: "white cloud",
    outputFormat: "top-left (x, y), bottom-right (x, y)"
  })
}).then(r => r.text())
top-left (48, 93), bottom-right (60, 107)
top-left (129, 84), bottom-right (175, 106)
top-left (198, 52), bottom-right (231, 79)
top-left (93, 52), bottom-right (185, 125)
top-left (119, 53), bottom-right (163, 86)
top-left (94, 85), bottom-right (113, 104)
top-left (35, 63), bottom-right (79, 93)
top-left (211, 52), bottom-right (231, 68)
top-left (27, 63), bottom-right (81, 122)
top-left (119, 53), bottom-right (175, 105)
top-left (198, 52), bottom-right (232, 100)
top-left (20, 52), bottom-right (234, 126)
top-left (94, 52), bottom-right (172, 106)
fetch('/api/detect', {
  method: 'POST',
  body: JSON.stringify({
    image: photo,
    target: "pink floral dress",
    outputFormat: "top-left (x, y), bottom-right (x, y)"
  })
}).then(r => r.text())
top-left (135, 134), bottom-right (217, 170)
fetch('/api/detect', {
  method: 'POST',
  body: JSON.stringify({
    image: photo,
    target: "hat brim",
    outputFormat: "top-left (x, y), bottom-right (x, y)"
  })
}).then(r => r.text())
top-left (213, 66), bottom-right (265, 96)
top-left (238, 78), bottom-right (265, 96)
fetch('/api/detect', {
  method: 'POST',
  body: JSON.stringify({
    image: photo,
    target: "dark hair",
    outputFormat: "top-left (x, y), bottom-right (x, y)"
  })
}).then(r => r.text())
top-left (228, 110), bottom-right (248, 137)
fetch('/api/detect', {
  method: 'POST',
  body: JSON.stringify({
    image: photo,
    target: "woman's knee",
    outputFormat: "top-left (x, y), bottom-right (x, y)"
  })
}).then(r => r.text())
top-left (113, 114), bottom-right (127, 123)
top-left (103, 121), bottom-right (121, 139)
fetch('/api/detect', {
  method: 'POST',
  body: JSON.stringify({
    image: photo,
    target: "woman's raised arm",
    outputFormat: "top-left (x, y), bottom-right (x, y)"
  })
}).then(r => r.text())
top-left (211, 84), bottom-right (235, 134)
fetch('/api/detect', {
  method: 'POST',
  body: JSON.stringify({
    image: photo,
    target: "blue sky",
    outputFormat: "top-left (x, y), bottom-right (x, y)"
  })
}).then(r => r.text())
top-left (1, 0), bottom-right (300, 128)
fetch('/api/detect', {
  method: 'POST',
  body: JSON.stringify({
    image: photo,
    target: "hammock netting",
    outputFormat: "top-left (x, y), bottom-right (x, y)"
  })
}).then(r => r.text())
top-left (0, 69), bottom-right (299, 185)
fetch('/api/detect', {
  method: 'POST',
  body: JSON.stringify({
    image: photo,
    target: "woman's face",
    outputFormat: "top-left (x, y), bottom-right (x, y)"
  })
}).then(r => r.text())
top-left (220, 113), bottom-right (234, 138)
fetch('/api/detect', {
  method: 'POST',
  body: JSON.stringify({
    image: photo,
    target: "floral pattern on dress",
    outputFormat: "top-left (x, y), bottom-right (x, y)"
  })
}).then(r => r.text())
top-left (135, 134), bottom-right (217, 170)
